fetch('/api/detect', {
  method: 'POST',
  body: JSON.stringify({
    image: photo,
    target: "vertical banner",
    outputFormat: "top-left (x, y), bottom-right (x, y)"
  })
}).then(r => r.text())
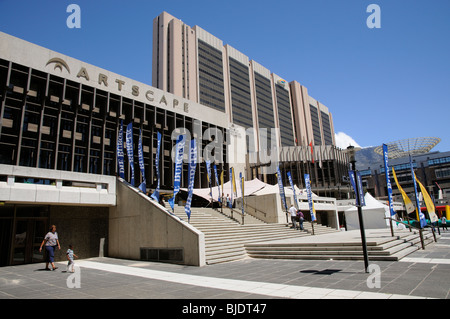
top-left (168, 134), bottom-right (185, 211)
top-left (348, 170), bottom-right (365, 207)
top-left (287, 171), bottom-right (298, 209)
top-left (206, 160), bottom-right (212, 200)
top-left (309, 141), bottom-right (314, 163)
top-left (150, 131), bottom-right (162, 202)
top-left (356, 172), bottom-right (366, 207)
top-left (214, 165), bottom-right (221, 203)
top-left (117, 120), bottom-right (125, 179)
top-left (185, 139), bottom-right (197, 221)
top-left (304, 173), bottom-right (317, 222)
top-left (138, 129), bottom-right (146, 193)
top-left (410, 155), bottom-right (427, 228)
top-left (392, 167), bottom-right (415, 214)
top-left (382, 144), bottom-right (396, 216)
top-left (229, 167), bottom-right (233, 208)
top-left (125, 122), bottom-right (135, 186)
top-left (232, 167), bottom-right (237, 196)
top-left (276, 166), bottom-right (288, 212)
top-left (240, 172), bottom-right (245, 215)
top-left (220, 170), bottom-right (224, 203)
top-left (415, 175), bottom-right (439, 223)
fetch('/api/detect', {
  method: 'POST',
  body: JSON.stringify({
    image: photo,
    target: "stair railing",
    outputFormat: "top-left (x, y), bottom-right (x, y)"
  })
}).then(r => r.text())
top-left (383, 217), bottom-right (437, 250)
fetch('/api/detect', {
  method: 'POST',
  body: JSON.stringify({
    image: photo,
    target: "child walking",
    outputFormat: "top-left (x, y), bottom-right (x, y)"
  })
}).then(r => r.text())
top-left (66, 244), bottom-right (78, 273)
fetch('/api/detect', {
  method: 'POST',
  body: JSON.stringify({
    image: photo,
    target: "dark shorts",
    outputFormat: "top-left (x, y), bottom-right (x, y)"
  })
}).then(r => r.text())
top-left (45, 245), bottom-right (56, 263)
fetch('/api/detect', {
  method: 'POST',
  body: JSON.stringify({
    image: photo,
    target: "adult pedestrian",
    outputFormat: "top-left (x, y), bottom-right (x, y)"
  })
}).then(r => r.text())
top-left (39, 225), bottom-right (61, 271)
top-left (441, 215), bottom-right (447, 231)
top-left (297, 210), bottom-right (305, 230)
top-left (289, 204), bottom-right (297, 229)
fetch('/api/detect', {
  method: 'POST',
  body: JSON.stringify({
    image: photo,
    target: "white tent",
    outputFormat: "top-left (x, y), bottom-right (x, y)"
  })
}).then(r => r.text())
top-left (252, 183), bottom-right (318, 198)
top-left (180, 178), bottom-right (267, 202)
top-left (180, 177), bottom-right (318, 202)
top-left (344, 192), bottom-right (395, 230)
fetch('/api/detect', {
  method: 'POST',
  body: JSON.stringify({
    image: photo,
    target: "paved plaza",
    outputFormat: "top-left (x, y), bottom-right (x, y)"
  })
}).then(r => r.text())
top-left (1, 231), bottom-right (449, 304)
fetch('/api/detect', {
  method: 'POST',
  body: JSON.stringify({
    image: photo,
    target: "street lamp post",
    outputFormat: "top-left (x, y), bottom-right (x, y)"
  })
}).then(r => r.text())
top-left (347, 146), bottom-right (370, 273)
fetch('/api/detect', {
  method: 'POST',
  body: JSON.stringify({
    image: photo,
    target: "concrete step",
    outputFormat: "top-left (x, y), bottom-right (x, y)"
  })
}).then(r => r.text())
top-left (168, 203), bottom-right (339, 264)
top-left (245, 230), bottom-right (437, 261)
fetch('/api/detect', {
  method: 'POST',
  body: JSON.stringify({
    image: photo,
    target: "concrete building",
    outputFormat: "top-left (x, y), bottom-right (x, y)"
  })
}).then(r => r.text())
top-left (0, 31), bottom-right (244, 266)
top-left (359, 150), bottom-right (450, 217)
top-left (0, 16), bottom-right (347, 267)
top-left (152, 11), bottom-right (332, 151)
top-left (152, 12), bottom-right (344, 192)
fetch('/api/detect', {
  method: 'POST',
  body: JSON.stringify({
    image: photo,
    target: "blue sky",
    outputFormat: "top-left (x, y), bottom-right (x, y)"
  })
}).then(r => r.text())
top-left (1, 0), bottom-right (449, 152)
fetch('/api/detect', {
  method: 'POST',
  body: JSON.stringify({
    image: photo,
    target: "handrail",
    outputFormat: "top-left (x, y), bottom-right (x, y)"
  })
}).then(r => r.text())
top-left (384, 217), bottom-right (438, 250)
top-left (207, 196), bottom-right (269, 225)
top-left (242, 202), bottom-right (267, 218)
top-left (204, 196), bottom-right (246, 224)
top-left (384, 217), bottom-right (421, 231)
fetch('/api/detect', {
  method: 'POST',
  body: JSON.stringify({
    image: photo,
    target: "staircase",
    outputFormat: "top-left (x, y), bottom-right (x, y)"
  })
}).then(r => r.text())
top-left (164, 202), bottom-right (338, 265)
top-left (245, 229), bottom-right (437, 261)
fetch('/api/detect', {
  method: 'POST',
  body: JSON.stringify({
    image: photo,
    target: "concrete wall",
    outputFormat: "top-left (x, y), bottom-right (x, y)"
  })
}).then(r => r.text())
top-left (49, 206), bottom-right (109, 262)
top-left (244, 193), bottom-right (287, 223)
top-left (109, 181), bottom-right (205, 266)
top-left (244, 192), bottom-right (339, 229)
top-left (0, 164), bottom-right (116, 206)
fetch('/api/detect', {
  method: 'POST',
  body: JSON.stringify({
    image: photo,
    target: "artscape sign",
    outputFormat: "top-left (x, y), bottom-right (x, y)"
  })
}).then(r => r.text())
top-left (45, 57), bottom-right (190, 113)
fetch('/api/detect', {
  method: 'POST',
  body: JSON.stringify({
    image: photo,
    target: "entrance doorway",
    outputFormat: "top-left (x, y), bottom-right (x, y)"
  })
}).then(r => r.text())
top-left (0, 205), bottom-right (49, 266)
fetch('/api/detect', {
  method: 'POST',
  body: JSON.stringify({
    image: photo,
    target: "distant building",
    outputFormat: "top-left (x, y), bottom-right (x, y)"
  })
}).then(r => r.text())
top-left (152, 12), bottom-right (335, 151)
top-left (152, 12), bottom-right (347, 193)
top-left (359, 150), bottom-right (450, 215)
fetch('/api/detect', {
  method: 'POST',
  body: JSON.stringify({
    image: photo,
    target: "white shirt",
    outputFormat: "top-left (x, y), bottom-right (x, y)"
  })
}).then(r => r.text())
top-left (289, 206), bottom-right (297, 217)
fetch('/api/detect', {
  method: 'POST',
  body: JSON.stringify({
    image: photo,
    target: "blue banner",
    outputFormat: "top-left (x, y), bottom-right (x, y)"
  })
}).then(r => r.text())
top-left (287, 171), bottom-right (298, 209)
top-left (240, 172), bottom-right (244, 215)
top-left (229, 167), bottom-right (233, 208)
top-left (138, 129), bottom-right (146, 193)
top-left (356, 172), bottom-right (366, 207)
top-left (151, 131), bottom-right (161, 202)
top-left (214, 164), bottom-right (221, 203)
top-left (125, 122), bottom-right (135, 186)
top-left (185, 139), bottom-right (197, 221)
top-left (117, 120), bottom-right (125, 179)
top-left (348, 170), bottom-right (366, 207)
top-left (382, 144), bottom-right (396, 216)
top-left (410, 155), bottom-right (427, 228)
top-left (206, 160), bottom-right (212, 199)
top-left (276, 166), bottom-right (288, 211)
top-left (168, 134), bottom-right (185, 211)
top-left (304, 173), bottom-right (316, 222)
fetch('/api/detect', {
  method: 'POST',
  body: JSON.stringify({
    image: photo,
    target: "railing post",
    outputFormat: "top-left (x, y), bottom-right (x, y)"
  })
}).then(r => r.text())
top-left (389, 217), bottom-right (394, 237)
top-left (419, 229), bottom-right (425, 250)
top-left (431, 225), bottom-right (437, 242)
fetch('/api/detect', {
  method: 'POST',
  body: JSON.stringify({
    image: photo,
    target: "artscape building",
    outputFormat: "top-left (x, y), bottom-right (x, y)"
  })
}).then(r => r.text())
top-left (0, 14), bottom-right (350, 266)
top-left (0, 31), bottom-right (235, 266)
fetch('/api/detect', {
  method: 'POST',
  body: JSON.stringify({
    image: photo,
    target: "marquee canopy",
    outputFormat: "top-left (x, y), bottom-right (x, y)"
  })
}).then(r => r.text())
top-left (181, 178), bottom-right (318, 202)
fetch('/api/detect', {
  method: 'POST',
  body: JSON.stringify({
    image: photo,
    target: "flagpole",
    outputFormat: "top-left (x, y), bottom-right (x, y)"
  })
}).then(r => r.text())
top-left (347, 146), bottom-right (369, 273)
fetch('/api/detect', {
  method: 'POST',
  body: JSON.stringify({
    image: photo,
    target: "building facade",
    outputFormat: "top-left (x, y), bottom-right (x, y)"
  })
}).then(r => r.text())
top-left (0, 31), bottom-right (246, 266)
top-left (359, 151), bottom-right (450, 216)
top-left (0, 31), bottom-right (237, 191)
top-left (152, 12), bottom-right (334, 152)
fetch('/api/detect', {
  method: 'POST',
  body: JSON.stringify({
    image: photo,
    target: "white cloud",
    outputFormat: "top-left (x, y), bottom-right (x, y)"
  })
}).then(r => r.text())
top-left (335, 132), bottom-right (361, 149)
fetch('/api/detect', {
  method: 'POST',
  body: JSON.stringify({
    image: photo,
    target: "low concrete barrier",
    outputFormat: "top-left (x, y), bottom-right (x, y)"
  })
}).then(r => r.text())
top-left (0, 164), bottom-right (116, 206)
top-left (108, 180), bottom-right (206, 266)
